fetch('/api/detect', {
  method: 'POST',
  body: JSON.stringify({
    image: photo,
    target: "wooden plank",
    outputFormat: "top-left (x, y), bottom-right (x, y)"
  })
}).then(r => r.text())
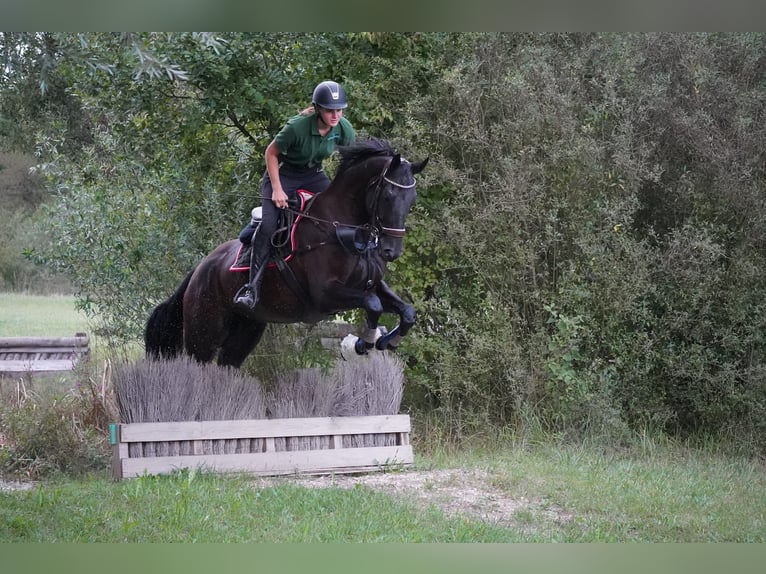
top-left (0, 359), bottom-right (80, 373)
top-left (0, 335), bottom-right (89, 349)
top-left (0, 346), bottom-right (88, 355)
top-left (118, 415), bottom-right (411, 443)
top-left (111, 443), bottom-right (128, 480)
top-left (0, 333), bottom-right (90, 376)
top-left (118, 444), bottom-right (414, 478)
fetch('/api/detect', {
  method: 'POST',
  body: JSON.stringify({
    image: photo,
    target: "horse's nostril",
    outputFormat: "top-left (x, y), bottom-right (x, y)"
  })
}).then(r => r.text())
top-left (382, 248), bottom-right (400, 261)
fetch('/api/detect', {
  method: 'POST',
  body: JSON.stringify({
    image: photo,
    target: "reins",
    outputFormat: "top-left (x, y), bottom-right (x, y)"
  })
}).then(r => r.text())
top-left (275, 156), bottom-right (416, 240)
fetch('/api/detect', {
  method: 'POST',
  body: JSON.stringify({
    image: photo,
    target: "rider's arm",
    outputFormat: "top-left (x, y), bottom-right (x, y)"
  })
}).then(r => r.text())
top-left (265, 140), bottom-right (288, 208)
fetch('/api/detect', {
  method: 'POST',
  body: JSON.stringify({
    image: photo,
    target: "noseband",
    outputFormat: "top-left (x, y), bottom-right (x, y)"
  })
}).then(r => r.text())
top-left (369, 158), bottom-right (416, 238)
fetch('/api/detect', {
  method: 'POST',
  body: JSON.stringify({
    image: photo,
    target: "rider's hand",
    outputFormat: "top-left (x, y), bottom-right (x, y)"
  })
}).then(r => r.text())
top-left (272, 188), bottom-right (289, 209)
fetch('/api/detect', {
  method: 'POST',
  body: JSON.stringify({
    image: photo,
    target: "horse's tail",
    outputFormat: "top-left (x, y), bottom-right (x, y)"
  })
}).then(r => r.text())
top-left (144, 269), bottom-right (196, 359)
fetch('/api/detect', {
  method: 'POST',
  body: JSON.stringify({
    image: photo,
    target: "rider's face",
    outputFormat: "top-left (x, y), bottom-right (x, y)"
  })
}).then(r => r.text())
top-left (316, 106), bottom-right (343, 127)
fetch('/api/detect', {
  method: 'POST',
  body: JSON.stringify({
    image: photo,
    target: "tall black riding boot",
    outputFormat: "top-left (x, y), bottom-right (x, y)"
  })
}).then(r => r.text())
top-left (234, 225), bottom-right (271, 309)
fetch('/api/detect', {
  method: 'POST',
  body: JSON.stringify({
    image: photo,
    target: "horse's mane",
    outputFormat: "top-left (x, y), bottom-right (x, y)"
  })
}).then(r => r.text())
top-left (335, 137), bottom-right (397, 178)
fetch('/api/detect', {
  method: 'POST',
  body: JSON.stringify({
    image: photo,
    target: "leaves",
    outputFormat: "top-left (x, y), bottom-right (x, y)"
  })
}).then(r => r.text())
top-left (4, 33), bottom-right (766, 448)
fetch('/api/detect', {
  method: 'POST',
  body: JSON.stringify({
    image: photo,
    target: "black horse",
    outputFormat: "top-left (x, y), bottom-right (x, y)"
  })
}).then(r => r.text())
top-left (144, 138), bottom-right (428, 367)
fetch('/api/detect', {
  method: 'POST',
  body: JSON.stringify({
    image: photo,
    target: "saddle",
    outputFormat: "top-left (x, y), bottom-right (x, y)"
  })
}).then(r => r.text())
top-left (230, 190), bottom-right (314, 272)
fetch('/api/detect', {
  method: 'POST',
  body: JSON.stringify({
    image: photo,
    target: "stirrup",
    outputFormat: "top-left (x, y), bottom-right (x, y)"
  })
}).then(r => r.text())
top-left (234, 285), bottom-right (255, 308)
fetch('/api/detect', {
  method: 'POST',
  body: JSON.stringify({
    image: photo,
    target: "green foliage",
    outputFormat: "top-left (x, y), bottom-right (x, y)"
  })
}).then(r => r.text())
top-left (399, 33), bottom-right (766, 449)
top-left (3, 33), bottom-right (766, 450)
top-left (0, 33), bottom-right (91, 154)
top-left (240, 323), bottom-right (341, 385)
top-left (0, 152), bottom-right (60, 292)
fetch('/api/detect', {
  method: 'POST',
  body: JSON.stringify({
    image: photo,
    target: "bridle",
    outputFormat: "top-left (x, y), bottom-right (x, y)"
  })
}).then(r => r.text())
top-left (366, 157), bottom-right (416, 239)
top-left (277, 155), bottom-right (416, 240)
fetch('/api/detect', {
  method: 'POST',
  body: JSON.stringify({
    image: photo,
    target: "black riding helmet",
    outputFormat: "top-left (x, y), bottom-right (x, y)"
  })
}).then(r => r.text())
top-left (312, 80), bottom-right (348, 110)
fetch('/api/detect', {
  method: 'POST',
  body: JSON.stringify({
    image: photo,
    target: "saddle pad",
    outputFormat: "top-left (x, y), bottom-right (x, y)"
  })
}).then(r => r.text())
top-left (228, 190), bottom-right (314, 272)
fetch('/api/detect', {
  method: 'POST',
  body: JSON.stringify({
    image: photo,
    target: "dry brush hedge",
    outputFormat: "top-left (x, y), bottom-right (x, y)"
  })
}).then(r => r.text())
top-left (110, 354), bottom-right (413, 479)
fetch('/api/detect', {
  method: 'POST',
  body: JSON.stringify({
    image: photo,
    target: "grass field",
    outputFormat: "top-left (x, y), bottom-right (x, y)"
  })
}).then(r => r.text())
top-left (0, 293), bottom-right (89, 337)
top-left (1, 441), bottom-right (765, 542)
top-left (0, 472), bottom-right (513, 542)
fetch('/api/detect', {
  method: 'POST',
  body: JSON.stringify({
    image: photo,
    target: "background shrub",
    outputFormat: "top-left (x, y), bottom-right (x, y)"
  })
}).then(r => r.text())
top-left (0, 377), bottom-right (112, 478)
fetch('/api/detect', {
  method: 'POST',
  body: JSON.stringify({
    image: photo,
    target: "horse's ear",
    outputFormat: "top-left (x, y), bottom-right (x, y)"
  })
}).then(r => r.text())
top-left (388, 154), bottom-right (401, 172)
top-left (411, 157), bottom-right (429, 175)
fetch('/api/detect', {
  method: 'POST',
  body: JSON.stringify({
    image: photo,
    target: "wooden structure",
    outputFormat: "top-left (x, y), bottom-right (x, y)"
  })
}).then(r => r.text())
top-left (110, 414), bottom-right (413, 480)
top-left (0, 333), bottom-right (90, 376)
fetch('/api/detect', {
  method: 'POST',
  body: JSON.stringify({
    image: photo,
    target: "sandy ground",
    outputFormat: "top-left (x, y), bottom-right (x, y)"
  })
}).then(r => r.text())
top-left (253, 468), bottom-right (572, 529)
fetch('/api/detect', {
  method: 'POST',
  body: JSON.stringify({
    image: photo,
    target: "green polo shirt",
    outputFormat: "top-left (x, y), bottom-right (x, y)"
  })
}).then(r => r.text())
top-left (274, 112), bottom-right (355, 169)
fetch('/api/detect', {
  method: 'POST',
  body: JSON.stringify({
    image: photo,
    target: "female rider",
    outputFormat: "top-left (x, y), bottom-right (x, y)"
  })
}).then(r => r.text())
top-left (235, 80), bottom-right (356, 309)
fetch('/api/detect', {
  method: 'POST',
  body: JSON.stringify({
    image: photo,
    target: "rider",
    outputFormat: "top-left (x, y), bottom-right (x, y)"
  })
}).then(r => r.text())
top-left (235, 80), bottom-right (356, 309)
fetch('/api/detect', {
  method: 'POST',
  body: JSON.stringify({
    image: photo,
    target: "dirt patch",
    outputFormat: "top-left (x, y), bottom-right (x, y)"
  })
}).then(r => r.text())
top-left (0, 479), bottom-right (37, 492)
top-left (255, 468), bottom-right (572, 530)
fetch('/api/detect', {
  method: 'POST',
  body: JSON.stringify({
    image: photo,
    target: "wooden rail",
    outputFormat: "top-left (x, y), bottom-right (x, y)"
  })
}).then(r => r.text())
top-left (0, 333), bottom-right (90, 376)
top-left (110, 414), bottom-right (413, 479)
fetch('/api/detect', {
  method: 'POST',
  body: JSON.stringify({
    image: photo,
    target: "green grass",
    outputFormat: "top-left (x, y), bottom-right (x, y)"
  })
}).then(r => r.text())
top-left (0, 471), bottom-right (510, 542)
top-left (0, 293), bottom-right (89, 337)
top-left (1, 439), bottom-right (765, 542)
top-left (467, 443), bottom-right (766, 542)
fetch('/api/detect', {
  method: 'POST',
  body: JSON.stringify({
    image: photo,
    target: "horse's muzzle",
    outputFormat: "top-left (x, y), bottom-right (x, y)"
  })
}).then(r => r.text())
top-left (379, 238), bottom-right (404, 262)
top-left (381, 248), bottom-right (398, 261)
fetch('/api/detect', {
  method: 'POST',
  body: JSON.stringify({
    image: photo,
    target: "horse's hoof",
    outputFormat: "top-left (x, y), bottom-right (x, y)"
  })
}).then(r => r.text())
top-left (354, 338), bottom-right (370, 355)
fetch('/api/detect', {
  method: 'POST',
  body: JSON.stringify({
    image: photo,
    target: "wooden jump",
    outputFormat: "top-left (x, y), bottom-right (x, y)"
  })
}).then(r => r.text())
top-left (110, 414), bottom-right (413, 480)
top-left (0, 333), bottom-right (90, 376)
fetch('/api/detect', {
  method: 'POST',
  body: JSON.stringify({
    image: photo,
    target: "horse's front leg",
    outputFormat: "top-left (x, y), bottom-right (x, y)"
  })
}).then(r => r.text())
top-left (354, 290), bottom-right (384, 355)
top-left (374, 280), bottom-right (416, 351)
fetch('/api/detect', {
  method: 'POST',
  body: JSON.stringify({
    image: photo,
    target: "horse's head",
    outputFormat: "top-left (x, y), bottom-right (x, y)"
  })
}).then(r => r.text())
top-left (366, 152), bottom-right (429, 262)
top-left (333, 138), bottom-right (429, 262)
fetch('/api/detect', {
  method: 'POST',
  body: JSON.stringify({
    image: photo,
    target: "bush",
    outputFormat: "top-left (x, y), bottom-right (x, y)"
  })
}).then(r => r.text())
top-left (0, 377), bottom-right (112, 478)
top-left (400, 33), bottom-right (766, 451)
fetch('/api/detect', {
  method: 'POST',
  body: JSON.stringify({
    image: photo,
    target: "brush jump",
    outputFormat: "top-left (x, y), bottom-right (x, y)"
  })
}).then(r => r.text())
top-left (144, 138), bottom-right (428, 367)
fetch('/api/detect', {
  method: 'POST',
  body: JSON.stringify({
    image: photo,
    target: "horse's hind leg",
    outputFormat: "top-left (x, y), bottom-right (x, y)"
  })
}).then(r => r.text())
top-left (216, 317), bottom-right (267, 368)
top-left (184, 313), bottom-right (222, 364)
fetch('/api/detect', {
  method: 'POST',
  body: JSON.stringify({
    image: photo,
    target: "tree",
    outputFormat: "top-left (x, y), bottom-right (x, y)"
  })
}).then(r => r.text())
top-left (20, 32), bottom-right (440, 345)
top-left (7, 32), bottom-right (766, 447)
top-left (401, 33), bottom-right (766, 446)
